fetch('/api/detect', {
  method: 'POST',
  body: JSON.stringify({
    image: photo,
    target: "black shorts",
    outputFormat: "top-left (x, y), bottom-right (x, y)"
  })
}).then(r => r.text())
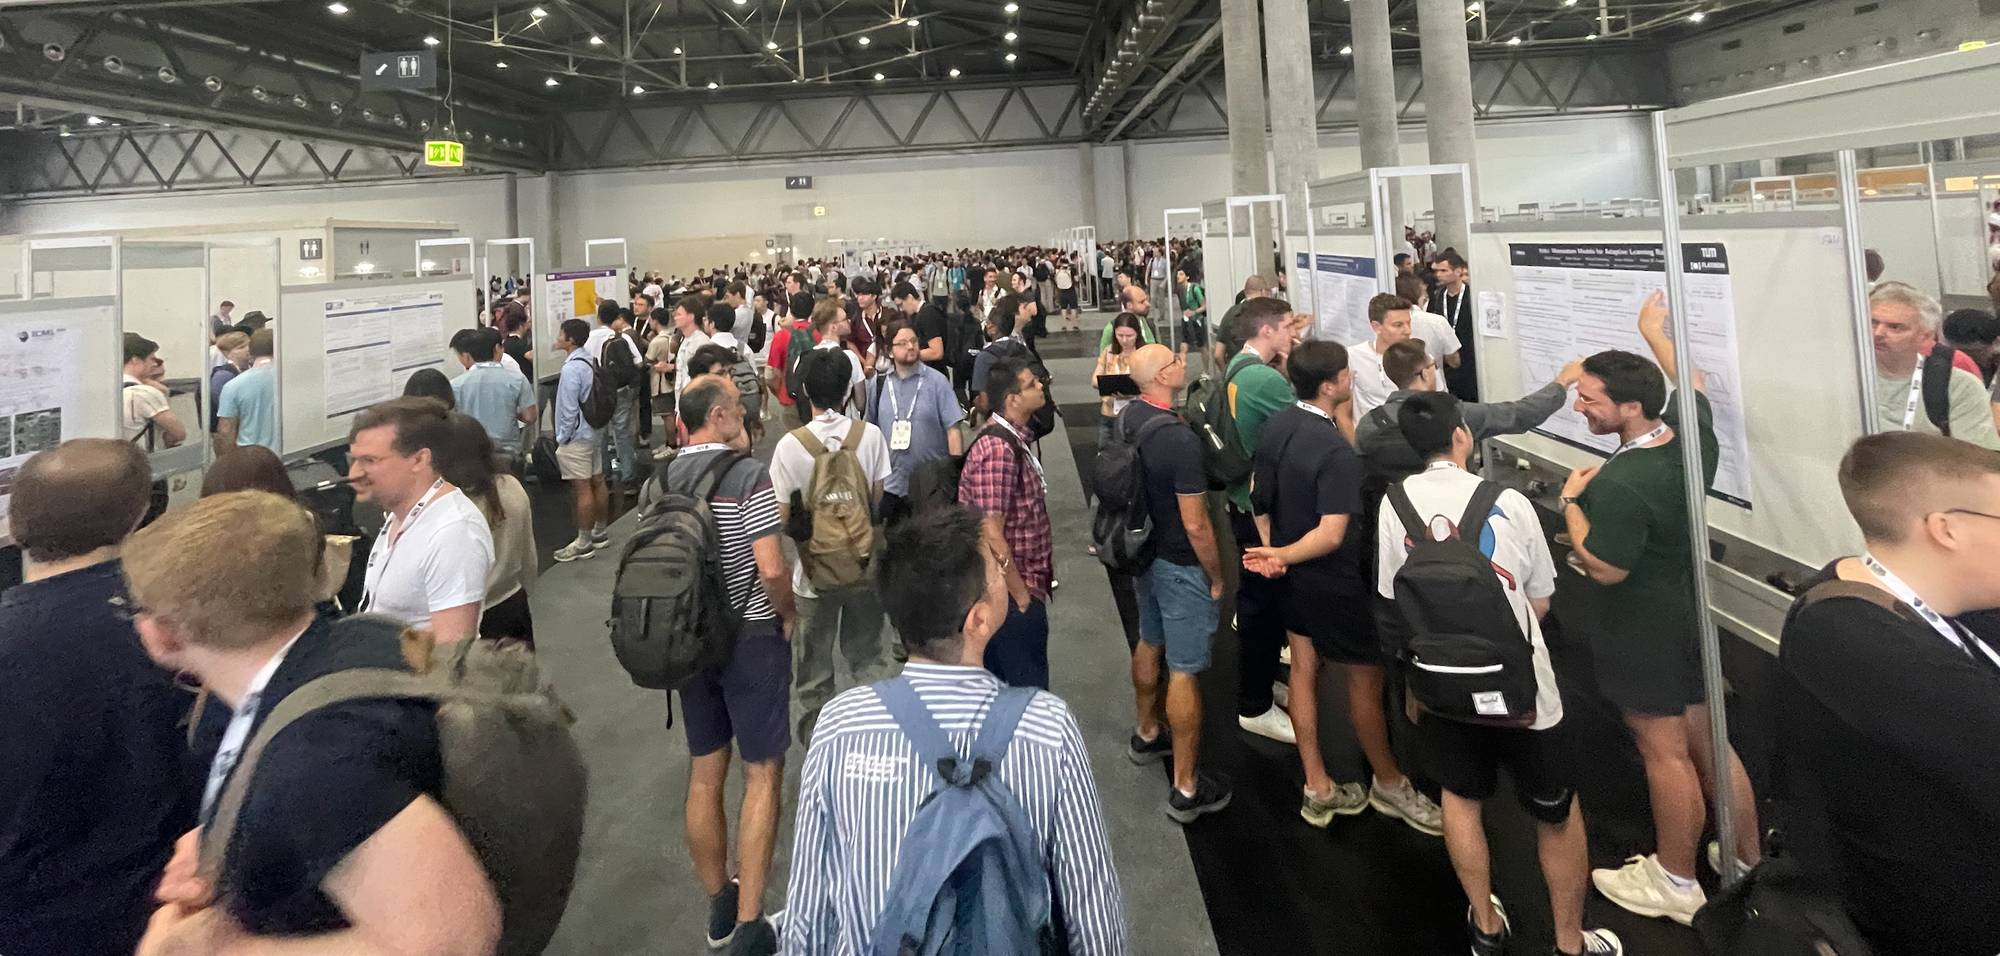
top-left (1420, 715), bottom-right (1577, 824)
top-left (1058, 288), bottom-right (1079, 310)
top-left (1283, 582), bottom-right (1379, 665)
top-left (478, 587), bottom-right (535, 649)
top-left (1590, 626), bottom-right (1704, 717)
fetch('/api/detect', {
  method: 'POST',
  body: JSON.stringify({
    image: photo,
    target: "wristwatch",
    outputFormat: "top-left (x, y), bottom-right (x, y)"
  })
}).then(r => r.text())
top-left (1560, 495), bottom-right (1582, 507)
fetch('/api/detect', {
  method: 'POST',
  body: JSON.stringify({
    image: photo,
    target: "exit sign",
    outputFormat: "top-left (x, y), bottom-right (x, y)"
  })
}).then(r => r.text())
top-left (424, 140), bottom-right (465, 168)
top-left (785, 175), bottom-right (813, 189)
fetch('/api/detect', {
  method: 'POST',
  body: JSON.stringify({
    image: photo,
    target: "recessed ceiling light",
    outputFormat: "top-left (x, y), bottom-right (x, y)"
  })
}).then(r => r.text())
top-left (632, 84), bottom-right (645, 93)
top-left (907, 17), bottom-right (920, 26)
top-left (858, 35), bottom-right (871, 45)
top-left (544, 76), bottom-right (559, 86)
top-left (707, 80), bottom-right (720, 89)
top-left (1339, 44), bottom-right (1352, 54)
top-left (326, 1), bottom-right (348, 13)
top-left (496, 60), bottom-right (510, 68)
top-left (530, 5), bottom-right (547, 17)
top-left (732, 0), bottom-right (746, 5)
top-left (423, 35), bottom-right (441, 46)
top-left (1003, 1), bottom-right (1019, 11)
top-left (874, 71), bottom-right (885, 80)
top-left (1688, 9), bottom-right (1705, 20)
top-left (673, 45), bottom-right (683, 54)
top-left (1506, 35), bottom-right (1522, 44)
top-left (86, 115), bottom-right (104, 125)
top-left (589, 34), bottom-right (604, 45)
top-left (1004, 30), bottom-right (1017, 41)
top-left (766, 39), bottom-right (779, 49)
top-left (949, 67), bottom-right (961, 76)
top-left (1004, 51), bottom-right (1017, 61)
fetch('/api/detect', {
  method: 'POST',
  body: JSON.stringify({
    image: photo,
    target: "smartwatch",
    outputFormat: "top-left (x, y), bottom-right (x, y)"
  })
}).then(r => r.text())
top-left (1560, 495), bottom-right (1583, 508)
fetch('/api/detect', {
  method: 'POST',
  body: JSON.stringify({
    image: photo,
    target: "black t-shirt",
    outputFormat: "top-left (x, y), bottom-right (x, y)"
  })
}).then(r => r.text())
top-left (503, 334), bottom-right (533, 382)
top-left (215, 616), bottom-right (442, 936)
top-left (1124, 401), bottom-right (1206, 566)
top-left (1252, 404), bottom-right (1366, 594)
top-left (914, 303), bottom-right (951, 377)
top-left (0, 561), bottom-right (198, 956)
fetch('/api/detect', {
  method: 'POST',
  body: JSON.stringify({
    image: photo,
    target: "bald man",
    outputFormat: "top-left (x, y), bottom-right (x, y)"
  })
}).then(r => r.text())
top-left (1099, 283), bottom-right (1159, 351)
top-left (0, 439), bottom-right (195, 956)
top-left (1119, 343), bottom-right (1232, 822)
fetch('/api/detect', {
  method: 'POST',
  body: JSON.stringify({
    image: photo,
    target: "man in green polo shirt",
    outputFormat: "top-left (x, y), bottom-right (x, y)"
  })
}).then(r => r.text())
top-left (1216, 297), bottom-right (1302, 744)
top-left (1098, 283), bottom-right (1159, 351)
top-left (1558, 290), bottom-right (1760, 927)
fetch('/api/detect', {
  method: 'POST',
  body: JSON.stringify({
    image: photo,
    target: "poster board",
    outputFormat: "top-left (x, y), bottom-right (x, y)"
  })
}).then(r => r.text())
top-left (277, 276), bottom-right (475, 459)
top-left (535, 266), bottom-right (626, 383)
top-left (0, 297), bottom-right (121, 545)
top-left (1294, 230), bottom-right (1381, 345)
top-left (1471, 213), bottom-right (1865, 567)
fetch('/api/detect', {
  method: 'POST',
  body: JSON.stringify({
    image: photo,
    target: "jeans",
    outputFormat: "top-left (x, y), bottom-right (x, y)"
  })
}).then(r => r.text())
top-left (1230, 509), bottom-right (1284, 717)
top-left (984, 596), bottom-right (1050, 690)
top-left (792, 583), bottom-right (889, 744)
top-left (1135, 558), bottom-right (1218, 673)
top-left (601, 385), bottom-right (638, 482)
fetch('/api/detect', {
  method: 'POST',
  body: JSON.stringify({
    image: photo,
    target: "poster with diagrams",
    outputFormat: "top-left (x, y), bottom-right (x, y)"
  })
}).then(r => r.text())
top-left (322, 289), bottom-right (448, 419)
top-left (1294, 253), bottom-right (1379, 346)
top-left (0, 319), bottom-right (87, 541)
top-left (1507, 242), bottom-right (1755, 506)
top-left (543, 267), bottom-right (624, 329)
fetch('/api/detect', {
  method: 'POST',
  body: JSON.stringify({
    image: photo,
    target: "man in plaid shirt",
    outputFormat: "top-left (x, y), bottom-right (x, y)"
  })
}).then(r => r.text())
top-left (957, 354), bottom-right (1054, 689)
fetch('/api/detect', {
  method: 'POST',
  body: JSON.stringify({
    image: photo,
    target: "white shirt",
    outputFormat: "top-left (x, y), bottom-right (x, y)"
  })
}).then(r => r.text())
top-left (769, 409), bottom-right (892, 598)
top-left (1348, 339), bottom-right (1396, 422)
top-left (1410, 310), bottom-right (1462, 385)
top-left (585, 325), bottom-right (641, 368)
top-left (360, 485), bottom-right (495, 629)
top-left (122, 374), bottom-right (170, 446)
top-left (1376, 464), bottom-right (1562, 729)
top-left (812, 338), bottom-right (866, 411)
top-left (499, 351), bottom-right (523, 378)
top-left (674, 328), bottom-right (713, 396)
top-left (201, 624), bottom-right (309, 816)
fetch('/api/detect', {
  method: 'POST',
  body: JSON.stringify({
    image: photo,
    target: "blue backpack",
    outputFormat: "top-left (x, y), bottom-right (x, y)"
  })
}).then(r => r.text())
top-left (869, 678), bottom-right (1059, 956)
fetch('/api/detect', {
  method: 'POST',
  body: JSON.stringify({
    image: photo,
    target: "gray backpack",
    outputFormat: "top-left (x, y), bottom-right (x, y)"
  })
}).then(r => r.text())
top-left (199, 617), bottom-right (586, 956)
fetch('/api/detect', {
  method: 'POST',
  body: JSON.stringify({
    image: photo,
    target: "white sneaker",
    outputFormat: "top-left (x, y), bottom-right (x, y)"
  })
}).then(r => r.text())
top-left (1237, 706), bottom-right (1297, 745)
top-left (1279, 644), bottom-right (1292, 667)
top-left (1368, 777), bottom-right (1444, 836)
top-left (1591, 853), bottom-right (1706, 926)
top-left (590, 525), bottom-right (610, 545)
top-left (1706, 840), bottom-right (1751, 878)
top-left (553, 541), bottom-right (596, 563)
top-left (1271, 680), bottom-right (1291, 710)
top-left (1578, 927), bottom-right (1624, 955)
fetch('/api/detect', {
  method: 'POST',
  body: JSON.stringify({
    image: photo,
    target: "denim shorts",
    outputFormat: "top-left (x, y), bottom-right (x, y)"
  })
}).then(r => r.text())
top-left (1134, 557), bottom-right (1218, 673)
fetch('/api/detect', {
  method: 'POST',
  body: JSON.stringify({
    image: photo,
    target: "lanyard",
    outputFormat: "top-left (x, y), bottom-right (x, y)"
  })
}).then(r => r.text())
top-left (1861, 553), bottom-right (2000, 669)
top-left (201, 627), bottom-right (307, 820)
top-left (888, 374), bottom-right (922, 421)
top-left (1441, 289), bottom-right (1465, 328)
top-left (1609, 422), bottom-right (1669, 460)
top-left (360, 478), bottom-right (448, 613)
top-left (1294, 399), bottom-right (1333, 422)
top-left (991, 415), bottom-right (1048, 494)
top-left (1901, 359), bottom-right (1925, 430)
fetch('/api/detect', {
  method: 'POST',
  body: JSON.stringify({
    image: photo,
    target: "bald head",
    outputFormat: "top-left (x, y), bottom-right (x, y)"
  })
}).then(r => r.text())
top-left (1129, 343), bottom-right (1177, 387)
top-left (11, 438), bottom-right (152, 563)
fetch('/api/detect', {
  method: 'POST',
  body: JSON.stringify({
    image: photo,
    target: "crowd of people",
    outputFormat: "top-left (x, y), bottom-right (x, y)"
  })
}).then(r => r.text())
top-left (9, 235), bottom-right (2000, 956)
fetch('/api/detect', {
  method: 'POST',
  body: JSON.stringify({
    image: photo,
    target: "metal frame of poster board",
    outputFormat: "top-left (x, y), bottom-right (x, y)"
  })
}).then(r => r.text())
top-left (0, 295), bottom-right (122, 547)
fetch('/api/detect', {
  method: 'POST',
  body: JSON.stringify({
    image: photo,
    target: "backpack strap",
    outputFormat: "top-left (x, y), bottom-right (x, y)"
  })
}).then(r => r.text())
top-left (967, 686), bottom-right (1037, 773)
top-left (671, 450), bottom-right (746, 502)
top-left (1922, 347), bottom-right (1955, 436)
top-left (872, 676), bottom-right (966, 788)
top-left (843, 418), bottom-right (866, 456)
top-left (1385, 479), bottom-right (1426, 547)
top-left (1455, 480), bottom-right (1506, 543)
top-left (1795, 577), bottom-right (1912, 618)
top-left (790, 424), bottom-right (829, 459)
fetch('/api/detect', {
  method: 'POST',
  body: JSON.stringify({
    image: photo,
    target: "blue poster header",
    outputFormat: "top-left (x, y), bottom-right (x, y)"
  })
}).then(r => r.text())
top-left (1295, 252), bottom-right (1376, 278)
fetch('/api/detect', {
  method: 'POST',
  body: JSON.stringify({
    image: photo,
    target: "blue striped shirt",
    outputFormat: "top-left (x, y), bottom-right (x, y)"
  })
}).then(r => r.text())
top-left (784, 663), bottom-right (1130, 955)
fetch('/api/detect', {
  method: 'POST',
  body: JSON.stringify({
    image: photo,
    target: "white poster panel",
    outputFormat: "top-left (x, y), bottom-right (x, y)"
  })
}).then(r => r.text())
top-left (0, 302), bottom-right (118, 543)
top-left (1296, 252), bottom-right (1378, 346)
top-left (537, 266), bottom-right (626, 382)
top-left (321, 289), bottom-right (449, 419)
top-left (1507, 242), bottom-right (1755, 507)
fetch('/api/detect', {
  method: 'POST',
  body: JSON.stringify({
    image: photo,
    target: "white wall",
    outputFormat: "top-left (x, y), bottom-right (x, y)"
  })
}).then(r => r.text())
top-left (0, 176), bottom-right (515, 242)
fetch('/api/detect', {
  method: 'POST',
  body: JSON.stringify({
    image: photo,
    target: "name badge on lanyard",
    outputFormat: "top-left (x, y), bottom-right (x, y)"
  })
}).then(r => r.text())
top-left (1901, 359), bottom-right (1926, 430)
top-left (888, 376), bottom-right (920, 451)
top-left (360, 478), bottom-right (447, 613)
top-left (1862, 552), bottom-right (2000, 670)
top-left (1608, 422), bottom-right (1669, 461)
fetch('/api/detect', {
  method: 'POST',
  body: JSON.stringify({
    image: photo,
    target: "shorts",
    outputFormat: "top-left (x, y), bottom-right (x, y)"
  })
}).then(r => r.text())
top-left (1058, 288), bottom-right (1079, 310)
top-left (1135, 558), bottom-right (1218, 673)
top-left (478, 587), bottom-right (535, 648)
top-left (680, 620), bottom-right (793, 764)
top-left (1420, 715), bottom-right (1577, 824)
top-left (1283, 581), bottom-right (1379, 665)
top-left (1590, 625), bottom-right (1704, 717)
top-left (556, 439), bottom-right (602, 480)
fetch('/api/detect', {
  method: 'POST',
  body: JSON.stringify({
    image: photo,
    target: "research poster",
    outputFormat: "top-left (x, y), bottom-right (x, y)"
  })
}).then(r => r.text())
top-left (0, 320), bottom-right (86, 541)
top-left (543, 267), bottom-right (624, 330)
top-left (1295, 253), bottom-right (1378, 346)
top-left (1507, 242), bottom-right (1755, 507)
top-left (322, 289), bottom-right (448, 419)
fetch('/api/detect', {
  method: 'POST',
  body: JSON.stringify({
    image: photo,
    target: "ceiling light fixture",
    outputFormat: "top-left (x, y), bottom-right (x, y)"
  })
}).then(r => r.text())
top-left (86, 114), bottom-right (104, 126)
top-left (949, 67), bottom-right (961, 76)
top-left (530, 6), bottom-right (547, 17)
top-left (1586, 31), bottom-right (1598, 38)
top-left (544, 76), bottom-right (560, 86)
top-left (1506, 35), bottom-right (1522, 44)
top-left (1688, 9), bottom-right (1705, 21)
top-left (326, 1), bottom-right (348, 13)
top-left (732, 0), bottom-right (746, 5)
top-left (496, 60), bottom-right (510, 68)
top-left (858, 35), bottom-right (871, 44)
top-left (1466, 2), bottom-right (1481, 12)
top-left (589, 34), bottom-right (604, 45)
top-left (874, 71), bottom-right (885, 80)
top-left (632, 84), bottom-right (645, 93)
top-left (907, 16), bottom-right (920, 26)
top-left (1339, 43), bottom-right (1352, 54)
top-left (423, 34), bottom-right (441, 46)
top-left (708, 80), bottom-right (720, 88)
top-left (1005, 30), bottom-right (1018, 41)
top-left (766, 39), bottom-right (779, 49)
top-left (1004, 51), bottom-right (1017, 61)
top-left (1004, 1), bottom-right (1019, 11)
top-left (673, 45), bottom-right (683, 54)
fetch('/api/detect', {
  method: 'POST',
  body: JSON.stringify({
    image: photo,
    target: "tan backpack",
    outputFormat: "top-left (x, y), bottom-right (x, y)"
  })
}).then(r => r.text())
top-left (792, 420), bottom-right (876, 589)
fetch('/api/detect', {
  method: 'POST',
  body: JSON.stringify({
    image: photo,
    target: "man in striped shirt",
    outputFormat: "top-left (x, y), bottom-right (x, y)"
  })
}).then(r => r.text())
top-left (662, 375), bottom-right (797, 956)
top-left (783, 507), bottom-right (1130, 955)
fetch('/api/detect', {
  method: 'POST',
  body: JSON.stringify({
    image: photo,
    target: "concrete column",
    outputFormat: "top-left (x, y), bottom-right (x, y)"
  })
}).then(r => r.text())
top-left (1220, 0), bottom-right (1275, 278)
top-left (1416, 0), bottom-right (1479, 253)
top-left (1122, 141), bottom-right (1138, 239)
top-left (1352, 0), bottom-right (1404, 229)
top-left (503, 173), bottom-right (521, 239)
top-left (1263, 0), bottom-right (1317, 255)
top-left (1078, 142), bottom-right (1099, 233)
top-left (546, 172), bottom-right (564, 265)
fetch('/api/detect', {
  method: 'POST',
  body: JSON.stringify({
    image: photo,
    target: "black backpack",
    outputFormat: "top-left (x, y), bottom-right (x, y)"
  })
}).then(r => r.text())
top-left (1921, 346), bottom-right (1957, 436)
top-left (904, 423), bottom-right (1010, 519)
top-left (580, 358), bottom-right (617, 430)
top-left (1186, 353), bottom-right (1260, 488)
top-left (946, 306), bottom-right (985, 383)
top-left (602, 330), bottom-right (643, 390)
top-left (1090, 408), bottom-right (1177, 574)
top-left (1383, 479), bottom-right (1538, 726)
top-left (782, 321), bottom-right (819, 409)
top-left (609, 452), bottom-right (744, 716)
top-left (983, 338), bottom-right (1057, 440)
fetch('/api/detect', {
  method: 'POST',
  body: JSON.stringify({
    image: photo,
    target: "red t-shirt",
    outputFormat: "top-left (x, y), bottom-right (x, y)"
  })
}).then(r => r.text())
top-left (766, 320), bottom-right (817, 407)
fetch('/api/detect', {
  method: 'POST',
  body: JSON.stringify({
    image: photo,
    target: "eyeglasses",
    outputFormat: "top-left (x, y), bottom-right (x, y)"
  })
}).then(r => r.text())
top-left (1942, 508), bottom-right (2000, 521)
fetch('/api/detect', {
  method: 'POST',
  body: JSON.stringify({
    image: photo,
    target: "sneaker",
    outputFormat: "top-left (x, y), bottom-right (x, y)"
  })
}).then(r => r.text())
top-left (1707, 840), bottom-right (1751, 877)
top-left (1299, 782), bottom-right (1368, 828)
top-left (590, 525), bottom-right (610, 545)
top-left (1127, 728), bottom-right (1173, 765)
top-left (1466, 895), bottom-right (1510, 956)
top-left (1369, 777), bottom-right (1444, 836)
top-left (1272, 680), bottom-right (1291, 710)
top-left (723, 916), bottom-right (778, 956)
top-left (652, 446), bottom-right (677, 461)
top-left (1165, 773), bottom-right (1233, 824)
top-left (706, 880), bottom-right (740, 949)
top-left (1591, 853), bottom-right (1706, 926)
top-left (553, 540), bottom-right (597, 563)
top-left (1237, 706), bottom-right (1297, 745)
top-left (1279, 644), bottom-right (1292, 667)
top-left (1557, 927), bottom-right (1624, 955)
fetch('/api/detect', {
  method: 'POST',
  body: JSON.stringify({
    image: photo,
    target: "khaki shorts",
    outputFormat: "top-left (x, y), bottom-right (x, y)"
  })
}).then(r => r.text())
top-left (556, 439), bottom-right (602, 480)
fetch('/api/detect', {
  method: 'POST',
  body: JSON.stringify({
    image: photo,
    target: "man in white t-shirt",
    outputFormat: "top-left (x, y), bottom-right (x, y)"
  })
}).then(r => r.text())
top-left (805, 297), bottom-right (866, 416)
top-left (1348, 293), bottom-right (1418, 422)
top-left (667, 295), bottom-right (714, 397)
top-left (121, 332), bottom-right (187, 451)
top-left (768, 350), bottom-right (892, 744)
top-left (1375, 391), bottom-right (1620, 956)
top-left (348, 398), bottom-right (495, 644)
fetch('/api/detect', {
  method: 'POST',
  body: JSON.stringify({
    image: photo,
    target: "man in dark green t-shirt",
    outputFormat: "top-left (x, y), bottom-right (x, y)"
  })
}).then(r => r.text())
top-left (1218, 298), bottom-right (1303, 745)
top-left (1556, 290), bottom-right (1761, 927)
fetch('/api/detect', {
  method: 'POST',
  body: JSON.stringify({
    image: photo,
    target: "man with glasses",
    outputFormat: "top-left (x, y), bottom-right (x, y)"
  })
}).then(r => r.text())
top-left (1777, 430), bottom-right (2000, 955)
top-left (347, 398), bottom-right (492, 644)
top-left (1355, 340), bottom-right (1582, 486)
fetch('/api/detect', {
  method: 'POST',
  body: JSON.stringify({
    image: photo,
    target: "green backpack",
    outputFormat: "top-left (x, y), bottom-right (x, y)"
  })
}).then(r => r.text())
top-left (792, 420), bottom-right (876, 589)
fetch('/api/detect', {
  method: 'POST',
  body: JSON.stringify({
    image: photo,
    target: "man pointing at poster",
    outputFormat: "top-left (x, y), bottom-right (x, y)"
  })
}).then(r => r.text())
top-left (1556, 290), bottom-right (1761, 927)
